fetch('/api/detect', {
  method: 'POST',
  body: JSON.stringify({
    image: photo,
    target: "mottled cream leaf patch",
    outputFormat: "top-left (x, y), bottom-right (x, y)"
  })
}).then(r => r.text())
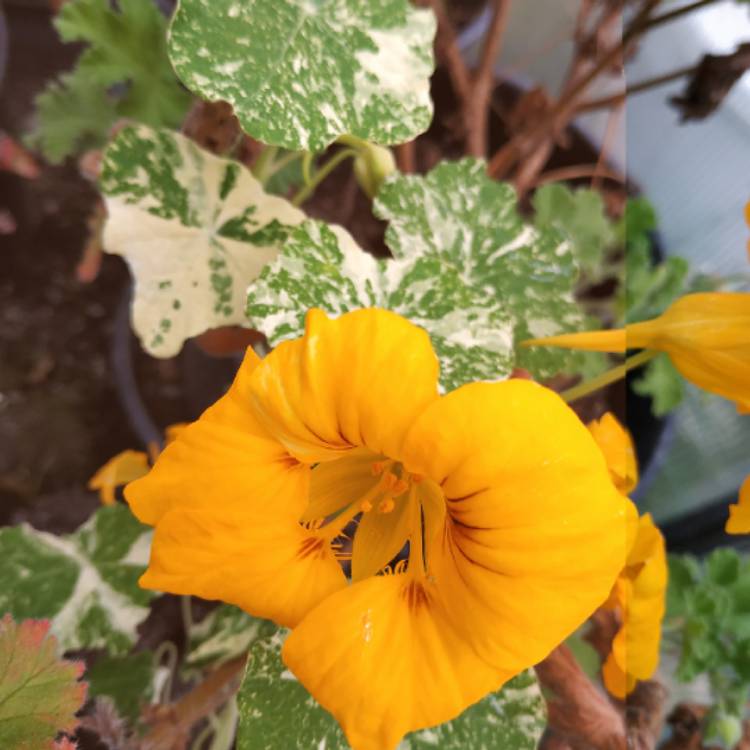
top-left (246, 219), bottom-right (515, 392)
top-left (167, 0), bottom-right (436, 151)
top-left (100, 124), bottom-right (304, 357)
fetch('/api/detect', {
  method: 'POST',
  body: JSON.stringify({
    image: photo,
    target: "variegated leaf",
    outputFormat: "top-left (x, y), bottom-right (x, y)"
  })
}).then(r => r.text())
top-left (185, 604), bottom-right (262, 673)
top-left (0, 505), bottom-right (153, 655)
top-left (236, 631), bottom-right (546, 750)
top-left (246, 220), bottom-right (514, 392)
top-left (374, 159), bottom-right (591, 379)
top-left (167, 0), bottom-right (436, 151)
top-left (100, 124), bottom-right (304, 357)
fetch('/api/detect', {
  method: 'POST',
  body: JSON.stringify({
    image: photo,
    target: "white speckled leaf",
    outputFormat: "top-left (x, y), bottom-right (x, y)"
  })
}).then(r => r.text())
top-left (374, 159), bottom-right (590, 379)
top-left (167, 0), bottom-right (436, 151)
top-left (246, 220), bottom-right (514, 391)
top-left (0, 505), bottom-right (153, 655)
top-left (237, 631), bottom-right (546, 750)
top-left (100, 124), bottom-right (304, 357)
top-left (185, 604), bottom-right (262, 673)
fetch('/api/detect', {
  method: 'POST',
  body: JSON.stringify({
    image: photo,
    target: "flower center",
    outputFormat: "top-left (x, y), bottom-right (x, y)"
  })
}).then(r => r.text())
top-left (300, 454), bottom-right (437, 581)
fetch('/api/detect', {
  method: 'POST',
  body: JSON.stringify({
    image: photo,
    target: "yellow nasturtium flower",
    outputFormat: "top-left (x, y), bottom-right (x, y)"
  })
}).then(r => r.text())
top-left (88, 424), bottom-right (188, 505)
top-left (588, 412), bottom-right (639, 495)
top-left (727, 476), bottom-right (750, 534)
top-left (588, 413), bottom-right (666, 698)
top-left (126, 308), bottom-right (629, 750)
top-left (525, 292), bottom-right (750, 414)
top-left (601, 513), bottom-right (667, 698)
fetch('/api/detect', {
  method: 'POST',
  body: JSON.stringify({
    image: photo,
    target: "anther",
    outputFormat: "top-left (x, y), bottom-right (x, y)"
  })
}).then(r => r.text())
top-left (378, 496), bottom-right (395, 514)
top-left (360, 500), bottom-right (373, 513)
top-left (392, 479), bottom-right (409, 496)
top-left (383, 472), bottom-right (398, 490)
top-left (411, 473), bottom-right (424, 483)
top-left (371, 461), bottom-right (386, 476)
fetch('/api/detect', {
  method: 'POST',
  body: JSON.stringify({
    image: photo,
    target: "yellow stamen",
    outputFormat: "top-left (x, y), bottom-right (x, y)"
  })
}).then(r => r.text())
top-left (360, 500), bottom-right (373, 513)
top-left (383, 472), bottom-right (398, 490)
top-left (371, 461), bottom-right (387, 476)
top-left (378, 496), bottom-right (395, 514)
top-left (391, 479), bottom-right (409, 496)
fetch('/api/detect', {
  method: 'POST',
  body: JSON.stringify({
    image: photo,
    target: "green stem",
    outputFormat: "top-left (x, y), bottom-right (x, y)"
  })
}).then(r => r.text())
top-left (301, 151), bottom-right (315, 186)
top-left (264, 150), bottom-right (303, 181)
top-left (251, 145), bottom-right (279, 183)
top-left (561, 349), bottom-right (658, 403)
top-left (291, 148), bottom-right (357, 206)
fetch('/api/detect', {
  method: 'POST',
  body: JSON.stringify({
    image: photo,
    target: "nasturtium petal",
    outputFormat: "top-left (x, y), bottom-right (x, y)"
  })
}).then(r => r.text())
top-left (100, 124), bottom-right (304, 357)
top-left (283, 574), bottom-right (515, 750)
top-left (238, 629), bottom-right (545, 750)
top-left (726, 476), bottom-right (750, 534)
top-left (374, 159), bottom-right (593, 379)
top-left (246, 220), bottom-right (515, 392)
top-left (140, 506), bottom-right (346, 628)
top-left (126, 348), bottom-right (311, 527)
top-left (401, 380), bottom-right (630, 672)
top-left (167, 0), bottom-right (436, 151)
top-left (0, 506), bottom-right (153, 655)
top-left (247, 308), bottom-right (440, 463)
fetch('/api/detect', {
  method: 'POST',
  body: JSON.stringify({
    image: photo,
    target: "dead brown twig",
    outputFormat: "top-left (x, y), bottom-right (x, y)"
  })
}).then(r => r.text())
top-left (488, 0), bottom-right (662, 182)
top-left (466, 0), bottom-right (513, 156)
top-left (536, 644), bottom-right (627, 750)
top-left (138, 655), bottom-right (247, 750)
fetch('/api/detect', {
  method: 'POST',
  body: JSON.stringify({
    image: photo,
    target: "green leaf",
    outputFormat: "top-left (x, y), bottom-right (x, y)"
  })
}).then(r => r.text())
top-left (167, 0), bottom-right (436, 151)
top-left (0, 615), bottom-right (87, 750)
top-left (374, 159), bottom-right (590, 379)
top-left (708, 548), bottom-right (741, 587)
top-left (87, 651), bottom-right (154, 720)
top-left (100, 124), bottom-right (305, 357)
top-left (625, 244), bottom-right (689, 325)
top-left (533, 183), bottom-right (614, 273)
top-left (26, 70), bottom-right (118, 165)
top-left (236, 631), bottom-right (546, 750)
top-left (55, 0), bottom-right (191, 128)
top-left (27, 0), bottom-right (191, 164)
top-left (0, 505), bottom-right (153, 655)
top-left (631, 353), bottom-right (685, 416)
top-left (246, 220), bottom-right (515, 392)
top-left (185, 605), bottom-right (262, 673)
top-left (616, 197), bottom-right (657, 247)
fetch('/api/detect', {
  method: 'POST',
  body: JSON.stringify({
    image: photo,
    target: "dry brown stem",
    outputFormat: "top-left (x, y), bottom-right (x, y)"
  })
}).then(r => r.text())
top-left (138, 655), bottom-right (246, 750)
top-left (466, 0), bottom-right (513, 155)
top-left (536, 644), bottom-right (627, 750)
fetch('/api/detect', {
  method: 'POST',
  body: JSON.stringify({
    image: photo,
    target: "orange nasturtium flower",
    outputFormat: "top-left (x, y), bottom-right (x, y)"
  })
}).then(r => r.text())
top-left (588, 413), bottom-right (667, 698)
top-left (88, 424), bottom-right (187, 505)
top-left (126, 308), bottom-right (630, 750)
top-left (525, 292), bottom-right (750, 413)
top-left (727, 476), bottom-right (750, 534)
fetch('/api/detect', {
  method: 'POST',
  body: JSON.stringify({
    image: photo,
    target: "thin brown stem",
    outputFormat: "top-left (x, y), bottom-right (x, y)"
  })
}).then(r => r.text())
top-left (395, 142), bottom-right (417, 173)
top-left (534, 164), bottom-right (625, 186)
top-left (591, 99), bottom-right (624, 190)
top-left (488, 0), bottom-right (661, 178)
top-left (467, 0), bottom-right (513, 156)
top-left (642, 0), bottom-right (721, 32)
top-left (536, 644), bottom-right (627, 750)
top-left (577, 64), bottom-right (698, 113)
top-left (425, 0), bottom-right (472, 103)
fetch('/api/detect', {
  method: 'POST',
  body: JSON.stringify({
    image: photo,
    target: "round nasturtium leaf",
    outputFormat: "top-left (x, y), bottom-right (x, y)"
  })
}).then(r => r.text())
top-left (167, 0), bottom-right (437, 151)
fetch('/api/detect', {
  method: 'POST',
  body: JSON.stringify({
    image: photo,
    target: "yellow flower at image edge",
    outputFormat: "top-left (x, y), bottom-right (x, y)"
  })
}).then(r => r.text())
top-left (126, 308), bottom-right (630, 750)
top-left (601, 514), bottom-right (667, 698)
top-left (727, 476), bottom-right (750, 534)
top-left (525, 292), bottom-right (750, 414)
top-left (587, 412), bottom-right (666, 698)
